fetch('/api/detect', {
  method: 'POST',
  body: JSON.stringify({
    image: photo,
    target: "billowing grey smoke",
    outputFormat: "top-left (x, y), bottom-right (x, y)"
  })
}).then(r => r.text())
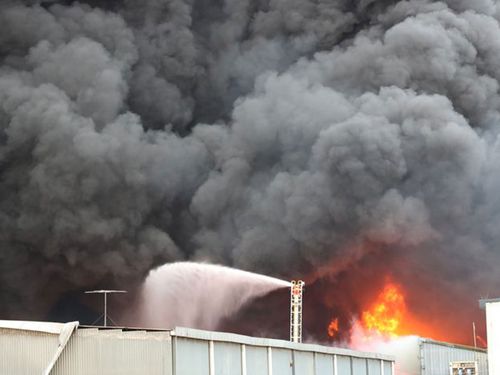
top-left (0, 0), bottom-right (499, 333)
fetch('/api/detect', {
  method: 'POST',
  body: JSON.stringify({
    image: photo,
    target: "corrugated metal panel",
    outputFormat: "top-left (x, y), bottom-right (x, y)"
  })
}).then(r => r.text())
top-left (271, 348), bottom-right (293, 375)
top-left (0, 323), bottom-right (395, 375)
top-left (382, 361), bottom-right (392, 375)
top-left (315, 353), bottom-right (334, 375)
top-left (245, 345), bottom-right (268, 375)
top-left (0, 328), bottom-right (59, 375)
top-left (171, 327), bottom-right (394, 361)
top-left (293, 350), bottom-right (315, 375)
top-left (421, 339), bottom-right (488, 375)
top-left (371, 335), bottom-right (487, 375)
top-left (337, 355), bottom-right (353, 375)
top-left (171, 334), bottom-right (392, 375)
top-left (214, 341), bottom-right (242, 375)
top-left (352, 357), bottom-right (368, 375)
top-left (485, 301), bottom-right (500, 375)
top-left (174, 337), bottom-right (209, 375)
top-left (51, 328), bottom-right (172, 375)
top-left (367, 359), bottom-right (381, 375)
top-left (0, 320), bottom-right (78, 375)
top-left (169, 327), bottom-right (394, 375)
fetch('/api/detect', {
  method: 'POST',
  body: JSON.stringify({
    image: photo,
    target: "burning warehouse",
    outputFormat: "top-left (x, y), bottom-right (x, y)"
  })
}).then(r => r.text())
top-left (372, 337), bottom-right (488, 375)
top-left (0, 320), bottom-right (395, 375)
top-left (1, 280), bottom-right (498, 375)
top-left (1, 0), bottom-right (500, 374)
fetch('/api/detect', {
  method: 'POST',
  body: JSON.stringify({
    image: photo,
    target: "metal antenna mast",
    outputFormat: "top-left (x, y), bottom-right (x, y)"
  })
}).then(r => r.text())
top-left (290, 280), bottom-right (305, 343)
top-left (85, 290), bottom-right (127, 327)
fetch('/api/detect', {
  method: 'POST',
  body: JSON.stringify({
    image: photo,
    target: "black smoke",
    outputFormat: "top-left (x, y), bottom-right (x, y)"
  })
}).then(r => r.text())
top-left (0, 0), bottom-right (499, 342)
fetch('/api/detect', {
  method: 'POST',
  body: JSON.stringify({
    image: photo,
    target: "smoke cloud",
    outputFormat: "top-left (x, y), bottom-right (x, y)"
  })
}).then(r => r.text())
top-left (1, 0), bottom-right (500, 341)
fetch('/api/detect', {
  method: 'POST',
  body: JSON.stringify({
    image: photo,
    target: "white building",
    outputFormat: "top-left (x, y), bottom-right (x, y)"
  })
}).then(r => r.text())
top-left (371, 336), bottom-right (488, 374)
top-left (0, 320), bottom-right (394, 375)
top-left (480, 298), bottom-right (500, 375)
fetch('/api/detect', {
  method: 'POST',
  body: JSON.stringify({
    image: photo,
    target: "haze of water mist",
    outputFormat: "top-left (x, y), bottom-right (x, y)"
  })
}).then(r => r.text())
top-left (120, 262), bottom-right (290, 330)
top-left (349, 322), bottom-right (417, 375)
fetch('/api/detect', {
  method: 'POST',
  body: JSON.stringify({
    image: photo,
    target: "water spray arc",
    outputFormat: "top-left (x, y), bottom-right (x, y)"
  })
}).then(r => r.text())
top-left (290, 280), bottom-right (304, 343)
top-left (120, 262), bottom-right (291, 330)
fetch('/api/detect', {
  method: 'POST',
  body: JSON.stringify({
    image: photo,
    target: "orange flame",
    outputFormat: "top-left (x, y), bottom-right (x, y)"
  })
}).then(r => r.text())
top-left (361, 282), bottom-right (406, 338)
top-left (328, 280), bottom-right (453, 344)
top-left (327, 317), bottom-right (339, 338)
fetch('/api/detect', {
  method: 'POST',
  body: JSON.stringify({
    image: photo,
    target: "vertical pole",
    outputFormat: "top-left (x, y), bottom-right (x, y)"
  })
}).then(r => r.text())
top-left (241, 344), bottom-right (247, 375)
top-left (472, 322), bottom-right (477, 348)
top-left (290, 281), bottom-right (304, 343)
top-left (104, 292), bottom-right (107, 327)
top-left (268, 347), bottom-right (273, 375)
top-left (209, 340), bottom-right (215, 375)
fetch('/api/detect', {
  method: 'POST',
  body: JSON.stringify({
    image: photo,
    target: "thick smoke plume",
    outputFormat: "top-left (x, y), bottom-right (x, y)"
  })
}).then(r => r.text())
top-left (1, 0), bottom-right (500, 342)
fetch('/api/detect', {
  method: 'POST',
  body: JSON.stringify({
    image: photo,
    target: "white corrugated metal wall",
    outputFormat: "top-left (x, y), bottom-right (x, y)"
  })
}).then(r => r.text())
top-left (485, 301), bottom-right (500, 375)
top-left (420, 340), bottom-right (488, 375)
top-left (51, 328), bottom-right (173, 375)
top-left (171, 328), bottom-right (394, 375)
top-left (0, 322), bottom-right (395, 375)
top-left (0, 328), bottom-right (60, 375)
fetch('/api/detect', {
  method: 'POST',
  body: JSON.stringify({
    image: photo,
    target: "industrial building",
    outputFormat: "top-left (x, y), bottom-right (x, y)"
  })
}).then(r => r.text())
top-left (0, 320), bottom-right (394, 375)
top-left (374, 336), bottom-right (488, 374)
top-left (481, 298), bottom-right (500, 374)
top-left (2, 294), bottom-right (499, 374)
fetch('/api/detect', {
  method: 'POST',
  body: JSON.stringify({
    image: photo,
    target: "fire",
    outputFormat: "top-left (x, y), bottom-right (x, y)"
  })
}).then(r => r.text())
top-left (326, 282), bottom-right (406, 341)
top-left (361, 282), bottom-right (406, 338)
top-left (328, 280), bottom-right (450, 345)
top-left (327, 317), bottom-right (339, 338)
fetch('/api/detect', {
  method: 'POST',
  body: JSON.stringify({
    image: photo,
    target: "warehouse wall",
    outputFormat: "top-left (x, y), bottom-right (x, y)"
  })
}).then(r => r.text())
top-left (374, 336), bottom-right (488, 375)
top-left (0, 322), bottom-right (395, 375)
top-left (0, 327), bottom-right (60, 375)
top-left (171, 328), bottom-right (394, 375)
top-left (51, 328), bottom-right (173, 375)
top-left (420, 339), bottom-right (488, 375)
top-left (485, 301), bottom-right (500, 375)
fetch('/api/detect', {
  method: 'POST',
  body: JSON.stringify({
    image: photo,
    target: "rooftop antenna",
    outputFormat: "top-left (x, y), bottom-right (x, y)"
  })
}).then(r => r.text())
top-left (85, 290), bottom-right (127, 327)
top-left (290, 280), bottom-right (305, 343)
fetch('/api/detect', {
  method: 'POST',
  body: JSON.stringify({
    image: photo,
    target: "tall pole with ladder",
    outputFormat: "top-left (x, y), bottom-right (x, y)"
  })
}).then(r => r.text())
top-left (290, 280), bottom-right (304, 343)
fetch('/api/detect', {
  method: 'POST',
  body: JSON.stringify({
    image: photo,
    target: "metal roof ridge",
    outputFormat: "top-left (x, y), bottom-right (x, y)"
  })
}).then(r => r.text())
top-left (419, 336), bottom-right (487, 352)
top-left (0, 319), bottom-right (78, 335)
